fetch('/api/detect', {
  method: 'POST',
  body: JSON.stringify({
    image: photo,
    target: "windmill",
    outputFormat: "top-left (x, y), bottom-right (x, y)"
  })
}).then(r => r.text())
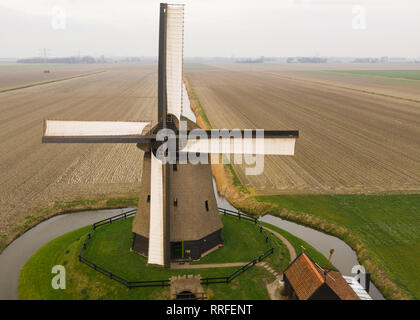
top-left (42, 3), bottom-right (299, 268)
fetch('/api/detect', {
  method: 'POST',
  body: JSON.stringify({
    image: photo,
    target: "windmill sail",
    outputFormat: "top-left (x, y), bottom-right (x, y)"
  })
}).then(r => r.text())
top-left (165, 4), bottom-right (184, 120)
top-left (183, 137), bottom-right (296, 155)
top-left (43, 120), bottom-right (151, 143)
top-left (147, 153), bottom-right (165, 265)
top-left (181, 130), bottom-right (298, 155)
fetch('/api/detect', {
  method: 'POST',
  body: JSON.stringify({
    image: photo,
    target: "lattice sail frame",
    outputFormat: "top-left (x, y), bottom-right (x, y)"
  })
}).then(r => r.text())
top-left (165, 4), bottom-right (185, 120)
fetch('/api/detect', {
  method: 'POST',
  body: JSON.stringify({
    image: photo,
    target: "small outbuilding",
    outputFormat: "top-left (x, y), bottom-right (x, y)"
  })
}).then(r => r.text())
top-left (283, 253), bottom-right (361, 300)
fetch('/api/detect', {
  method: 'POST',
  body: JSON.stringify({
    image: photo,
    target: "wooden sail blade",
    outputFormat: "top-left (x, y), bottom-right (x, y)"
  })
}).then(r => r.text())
top-left (165, 4), bottom-right (184, 120)
top-left (42, 120), bottom-right (151, 143)
top-left (181, 130), bottom-right (298, 155)
top-left (147, 153), bottom-right (165, 266)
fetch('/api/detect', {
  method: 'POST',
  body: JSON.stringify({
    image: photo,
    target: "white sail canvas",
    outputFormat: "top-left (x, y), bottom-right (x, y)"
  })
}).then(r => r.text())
top-left (44, 120), bottom-right (150, 137)
top-left (147, 153), bottom-right (165, 266)
top-left (166, 5), bottom-right (184, 120)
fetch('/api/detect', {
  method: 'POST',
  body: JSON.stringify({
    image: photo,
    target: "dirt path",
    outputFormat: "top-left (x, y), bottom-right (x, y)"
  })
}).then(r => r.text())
top-left (170, 262), bottom-right (247, 269)
top-left (170, 225), bottom-right (297, 272)
top-left (262, 226), bottom-right (297, 262)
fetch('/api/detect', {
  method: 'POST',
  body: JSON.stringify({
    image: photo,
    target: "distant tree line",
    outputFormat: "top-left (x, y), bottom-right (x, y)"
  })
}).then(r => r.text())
top-left (352, 57), bottom-right (389, 63)
top-left (17, 56), bottom-right (142, 64)
top-left (236, 56), bottom-right (265, 64)
top-left (287, 57), bottom-right (328, 63)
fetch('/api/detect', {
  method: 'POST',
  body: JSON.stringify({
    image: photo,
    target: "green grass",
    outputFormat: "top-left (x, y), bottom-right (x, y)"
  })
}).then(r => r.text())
top-left (0, 196), bottom-right (139, 254)
top-left (194, 215), bottom-right (288, 270)
top-left (226, 162), bottom-right (250, 194)
top-left (254, 194), bottom-right (420, 299)
top-left (19, 213), bottom-right (331, 300)
top-left (186, 80), bottom-right (213, 129)
top-left (19, 217), bottom-right (283, 299)
top-left (259, 221), bottom-right (334, 269)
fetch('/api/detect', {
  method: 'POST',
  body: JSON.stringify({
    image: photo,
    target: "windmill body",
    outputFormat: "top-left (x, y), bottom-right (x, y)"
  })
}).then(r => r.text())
top-left (132, 117), bottom-right (224, 265)
top-left (42, 3), bottom-right (299, 268)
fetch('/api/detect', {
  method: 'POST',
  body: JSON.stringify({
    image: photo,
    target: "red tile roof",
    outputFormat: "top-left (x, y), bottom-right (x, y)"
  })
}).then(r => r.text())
top-left (284, 253), bottom-right (359, 300)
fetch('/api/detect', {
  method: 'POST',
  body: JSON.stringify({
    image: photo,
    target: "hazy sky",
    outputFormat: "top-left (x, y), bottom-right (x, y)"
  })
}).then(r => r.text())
top-left (0, 0), bottom-right (419, 58)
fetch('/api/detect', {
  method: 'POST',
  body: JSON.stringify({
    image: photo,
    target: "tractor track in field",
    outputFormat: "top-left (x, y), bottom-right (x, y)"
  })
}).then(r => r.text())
top-left (0, 70), bottom-right (108, 94)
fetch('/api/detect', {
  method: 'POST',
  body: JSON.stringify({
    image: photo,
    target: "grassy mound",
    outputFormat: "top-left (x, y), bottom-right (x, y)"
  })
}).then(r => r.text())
top-left (21, 214), bottom-right (326, 300)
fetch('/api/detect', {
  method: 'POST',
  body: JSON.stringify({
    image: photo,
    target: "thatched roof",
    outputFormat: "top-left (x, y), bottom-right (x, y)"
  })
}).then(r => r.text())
top-left (132, 117), bottom-right (223, 241)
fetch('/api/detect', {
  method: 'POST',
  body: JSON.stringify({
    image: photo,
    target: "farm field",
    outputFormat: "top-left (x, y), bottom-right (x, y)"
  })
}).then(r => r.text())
top-left (0, 63), bottom-right (108, 92)
top-left (275, 68), bottom-right (420, 102)
top-left (185, 63), bottom-right (420, 195)
top-left (0, 64), bottom-right (157, 251)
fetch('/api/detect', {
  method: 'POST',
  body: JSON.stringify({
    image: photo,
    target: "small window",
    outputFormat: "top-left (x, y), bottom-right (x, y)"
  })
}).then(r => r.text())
top-left (205, 200), bottom-right (209, 211)
top-left (173, 164), bottom-right (178, 171)
top-left (147, 195), bottom-right (150, 203)
top-left (174, 198), bottom-right (178, 207)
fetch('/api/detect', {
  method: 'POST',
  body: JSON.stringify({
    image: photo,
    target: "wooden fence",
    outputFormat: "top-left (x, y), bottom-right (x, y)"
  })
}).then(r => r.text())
top-left (78, 207), bottom-right (274, 289)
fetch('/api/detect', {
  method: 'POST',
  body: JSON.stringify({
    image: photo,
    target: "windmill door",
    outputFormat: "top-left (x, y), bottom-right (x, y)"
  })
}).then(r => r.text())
top-left (171, 242), bottom-right (183, 260)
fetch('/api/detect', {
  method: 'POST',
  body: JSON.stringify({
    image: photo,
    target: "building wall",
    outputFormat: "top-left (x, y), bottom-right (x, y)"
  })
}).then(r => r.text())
top-left (309, 284), bottom-right (340, 300)
top-left (182, 229), bottom-right (223, 260)
top-left (132, 233), bottom-right (149, 256)
top-left (132, 229), bottom-right (223, 261)
top-left (283, 275), bottom-right (297, 300)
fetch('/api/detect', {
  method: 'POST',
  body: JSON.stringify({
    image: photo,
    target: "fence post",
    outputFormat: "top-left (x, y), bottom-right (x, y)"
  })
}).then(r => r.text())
top-left (238, 211), bottom-right (241, 220)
